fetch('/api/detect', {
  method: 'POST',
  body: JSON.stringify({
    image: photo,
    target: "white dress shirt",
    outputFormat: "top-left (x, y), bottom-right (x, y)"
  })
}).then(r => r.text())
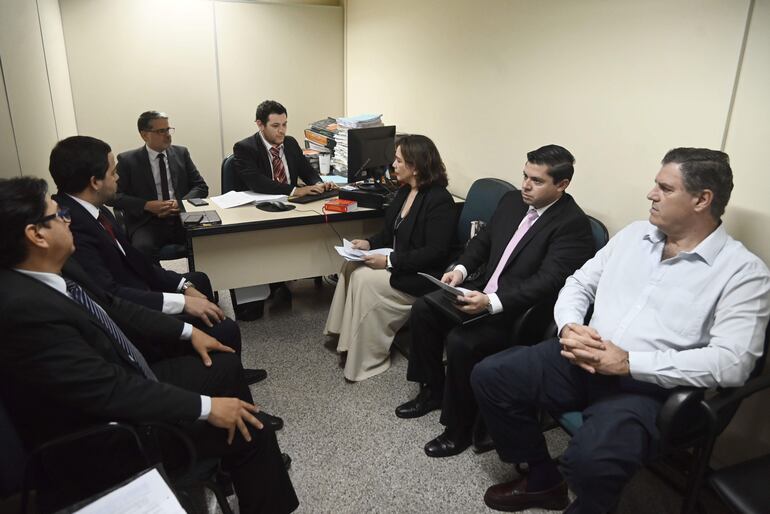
top-left (555, 221), bottom-right (770, 389)
top-left (14, 268), bottom-right (209, 419)
top-left (145, 144), bottom-right (176, 200)
top-left (454, 198), bottom-right (556, 314)
top-left (67, 194), bottom-right (187, 315)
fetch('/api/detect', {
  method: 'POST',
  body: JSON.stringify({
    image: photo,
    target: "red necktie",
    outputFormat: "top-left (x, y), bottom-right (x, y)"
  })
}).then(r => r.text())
top-left (98, 213), bottom-right (118, 243)
top-left (270, 146), bottom-right (288, 184)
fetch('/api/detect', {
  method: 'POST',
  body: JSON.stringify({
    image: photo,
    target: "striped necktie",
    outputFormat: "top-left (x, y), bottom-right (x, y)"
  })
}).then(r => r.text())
top-left (270, 146), bottom-right (288, 184)
top-left (65, 279), bottom-right (157, 381)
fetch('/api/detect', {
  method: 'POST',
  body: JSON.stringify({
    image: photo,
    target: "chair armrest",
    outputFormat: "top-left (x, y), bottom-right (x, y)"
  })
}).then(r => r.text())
top-left (138, 421), bottom-right (198, 480)
top-left (704, 372), bottom-right (770, 415)
top-left (656, 388), bottom-right (706, 446)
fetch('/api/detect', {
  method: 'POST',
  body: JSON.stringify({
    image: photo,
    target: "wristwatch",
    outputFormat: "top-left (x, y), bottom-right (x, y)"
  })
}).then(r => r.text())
top-left (181, 280), bottom-right (195, 292)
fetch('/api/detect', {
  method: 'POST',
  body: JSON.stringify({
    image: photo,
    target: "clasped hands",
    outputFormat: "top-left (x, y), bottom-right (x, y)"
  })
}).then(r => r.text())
top-left (145, 199), bottom-right (180, 218)
top-left (559, 323), bottom-right (630, 375)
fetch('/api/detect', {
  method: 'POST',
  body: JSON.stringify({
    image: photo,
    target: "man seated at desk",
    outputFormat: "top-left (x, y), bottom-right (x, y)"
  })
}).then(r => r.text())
top-left (231, 99), bottom-right (335, 198)
top-left (230, 99), bottom-right (336, 311)
top-left (113, 110), bottom-right (209, 261)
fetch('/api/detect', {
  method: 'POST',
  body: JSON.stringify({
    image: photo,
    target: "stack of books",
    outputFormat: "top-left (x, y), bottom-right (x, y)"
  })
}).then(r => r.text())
top-left (331, 114), bottom-right (384, 174)
top-left (304, 117), bottom-right (337, 153)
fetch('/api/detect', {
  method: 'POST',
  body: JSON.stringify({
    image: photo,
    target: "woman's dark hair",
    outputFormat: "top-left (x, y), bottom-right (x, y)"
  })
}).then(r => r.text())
top-left (396, 134), bottom-right (448, 189)
top-left (0, 176), bottom-right (49, 268)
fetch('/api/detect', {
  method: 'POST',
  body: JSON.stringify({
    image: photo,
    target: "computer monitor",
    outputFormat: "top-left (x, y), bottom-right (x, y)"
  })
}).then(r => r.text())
top-left (347, 125), bottom-right (396, 185)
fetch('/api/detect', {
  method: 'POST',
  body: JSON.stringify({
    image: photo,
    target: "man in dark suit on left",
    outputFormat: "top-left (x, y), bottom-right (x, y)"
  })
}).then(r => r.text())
top-left (0, 176), bottom-right (298, 514)
top-left (113, 111), bottom-right (209, 261)
top-left (49, 135), bottom-right (272, 390)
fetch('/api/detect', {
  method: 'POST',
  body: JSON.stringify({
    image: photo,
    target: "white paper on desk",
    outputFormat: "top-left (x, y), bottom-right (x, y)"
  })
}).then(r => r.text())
top-left (417, 272), bottom-right (473, 297)
top-left (74, 468), bottom-right (185, 514)
top-left (322, 175), bottom-right (347, 185)
top-left (210, 190), bottom-right (287, 209)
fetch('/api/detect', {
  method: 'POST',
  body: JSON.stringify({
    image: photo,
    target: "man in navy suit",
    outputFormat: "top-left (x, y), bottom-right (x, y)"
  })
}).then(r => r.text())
top-left (396, 145), bottom-right (596, 459)
top-left (113, 111), bottom-right (209, 261)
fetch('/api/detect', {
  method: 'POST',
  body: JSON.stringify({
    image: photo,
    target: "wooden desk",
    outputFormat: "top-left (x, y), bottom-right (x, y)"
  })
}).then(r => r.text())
top-left (182, 197), bottom-right (383, 290)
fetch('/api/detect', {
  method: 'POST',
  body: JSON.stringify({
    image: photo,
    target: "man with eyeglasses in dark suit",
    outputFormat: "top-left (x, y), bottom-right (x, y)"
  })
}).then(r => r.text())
top-left (112, 111), bottom-right (209, 261)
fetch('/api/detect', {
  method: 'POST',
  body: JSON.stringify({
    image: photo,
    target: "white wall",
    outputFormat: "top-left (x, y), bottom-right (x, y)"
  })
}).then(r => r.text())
top-left (0, 0), bottom-right (76, 182)
top-left (59, 0), bottom-right (343, 195)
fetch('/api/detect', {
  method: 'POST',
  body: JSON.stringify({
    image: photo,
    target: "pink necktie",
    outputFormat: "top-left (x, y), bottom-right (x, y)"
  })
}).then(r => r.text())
top-left (483, 208), bottom-right (539, 294)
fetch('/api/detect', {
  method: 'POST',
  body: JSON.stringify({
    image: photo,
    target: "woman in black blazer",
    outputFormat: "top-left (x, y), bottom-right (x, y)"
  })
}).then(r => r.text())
top-left (324, 135), bottom-right (455, 381)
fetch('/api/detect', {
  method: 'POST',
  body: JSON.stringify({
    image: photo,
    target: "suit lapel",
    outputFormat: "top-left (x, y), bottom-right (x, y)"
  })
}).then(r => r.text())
top-left (255, 135), bottom-right (273, 180)
top-left (497, 194), bottom-right (569, 273)
top-left (166, 146), bottom-right (181, 199)
top-left (396, 188), bottom-right (424, 247)
top-left (488, 199), bottom-right (529, 268)
top-left (139, 147), bottom-right (157, 198)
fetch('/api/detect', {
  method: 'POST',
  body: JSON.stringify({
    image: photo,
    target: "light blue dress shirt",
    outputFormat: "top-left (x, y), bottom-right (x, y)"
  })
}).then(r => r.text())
top-left (555, 221), bottom-right (770, 389)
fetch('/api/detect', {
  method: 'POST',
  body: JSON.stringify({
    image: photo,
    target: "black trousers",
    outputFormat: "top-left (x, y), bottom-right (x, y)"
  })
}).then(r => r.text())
top-left (153, 352), bottom-right (298, 514)
top-left (132, 218), bottom-right (186, 262)
top-left (471, 338), bottom-right (667, 514)
top-left (406, 296), bottom-right (514, 430)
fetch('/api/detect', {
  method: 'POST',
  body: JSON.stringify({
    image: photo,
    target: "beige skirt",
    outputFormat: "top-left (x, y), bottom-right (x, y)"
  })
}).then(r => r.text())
top-left (324, 261), bottom-right (415, 381)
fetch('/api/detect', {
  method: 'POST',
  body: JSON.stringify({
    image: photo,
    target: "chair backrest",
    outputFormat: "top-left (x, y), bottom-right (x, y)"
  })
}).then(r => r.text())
top-left (456, 178), bottom-right (517, 246)
top-left (587, 215), bottom-right (609, 251)
top-left (220, 154), bottom-right (237, 194)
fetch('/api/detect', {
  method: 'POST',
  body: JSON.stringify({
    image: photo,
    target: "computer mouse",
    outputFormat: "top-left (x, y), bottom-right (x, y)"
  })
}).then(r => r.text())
top-left (256, 201), bottom-right (296, 213)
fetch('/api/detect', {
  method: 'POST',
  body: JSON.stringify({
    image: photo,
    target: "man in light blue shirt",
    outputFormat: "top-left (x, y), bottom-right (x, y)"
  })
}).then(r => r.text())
top-left (471, 148), bottom-right (770, 513)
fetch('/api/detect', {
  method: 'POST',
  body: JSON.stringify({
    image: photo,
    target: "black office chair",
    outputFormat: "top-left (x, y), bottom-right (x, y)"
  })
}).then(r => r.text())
top-left (1, 396), bottom-right (234, 514)
top-left (709, 448), bottom-right (770, 514)
top-left (221, 154), bottom-right (237, 194)
top-left (552, 315), bottom-right (770, 513)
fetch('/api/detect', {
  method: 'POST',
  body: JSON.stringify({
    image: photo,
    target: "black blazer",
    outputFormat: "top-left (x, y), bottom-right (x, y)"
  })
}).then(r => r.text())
top-left (231, 134), bottom-right (321, 195)
top-left (0, 267), bottom-right (200, 449)
top-left (54, 193), bottom-right (184, 311)
top-left (367, 184), bottom-right (456, 297)
top-left (113, 145), bottom-right (209, 236)
top-left (458, 191), bottom-right (595, 319)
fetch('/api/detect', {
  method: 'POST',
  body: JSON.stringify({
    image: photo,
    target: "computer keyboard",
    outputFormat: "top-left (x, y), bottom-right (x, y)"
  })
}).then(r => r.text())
top-left (287, 189), bottom-right (340, 204)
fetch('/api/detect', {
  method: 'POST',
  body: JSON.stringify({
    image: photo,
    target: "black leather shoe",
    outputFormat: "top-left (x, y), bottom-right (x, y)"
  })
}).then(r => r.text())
top-left (282, 453), bottom-right (292, 470)
top-left (424, 427), bottom-right (472, 458)
top-left (484, 476), bottom-right (568, 512)
top-left (257, 412), bottom-right (284, 431)
top-left (243, 368), bottom-right (267, 385)
top-left (395, 385), bottom-right (441, 419)
top-left (234, 300), bottom-right (264, 321)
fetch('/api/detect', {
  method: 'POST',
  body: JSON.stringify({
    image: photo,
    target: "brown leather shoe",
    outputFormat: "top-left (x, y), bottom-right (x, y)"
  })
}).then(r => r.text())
top-left (484, 476), bottom-right (569, 512)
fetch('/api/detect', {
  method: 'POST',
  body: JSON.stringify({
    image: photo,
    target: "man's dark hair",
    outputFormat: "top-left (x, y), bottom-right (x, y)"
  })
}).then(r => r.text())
top-left (527, 144), bottom-right (575, 184)
top-left (396, 134), bottom-right (449, 189)
top-left (662, 147), bottom-right (733, 220)
top-left (0, 176), bottom-right (49, 268)
top-left (137, 110), bottom-right (168, 132)
top-left (255, 100), bottom-right (287, 124)
top-left (49, 136), bottom-right (112, 195)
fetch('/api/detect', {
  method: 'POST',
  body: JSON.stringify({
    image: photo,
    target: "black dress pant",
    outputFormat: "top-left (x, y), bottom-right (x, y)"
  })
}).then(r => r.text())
top-left (132, 218), bottom-right (186, 262)
top-left (153, 352), bottom-right (298, 514)
top-left (406, 296), bottom-right (514, 431)
top-left (471, 338), bottom-right (667, 514)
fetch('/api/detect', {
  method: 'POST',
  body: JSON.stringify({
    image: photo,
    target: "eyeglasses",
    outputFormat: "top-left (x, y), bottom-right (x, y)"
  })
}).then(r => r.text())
top-left (36, 207), bottom-right (71, 225)
top-left (143, 127), bottom-right (175, 135)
